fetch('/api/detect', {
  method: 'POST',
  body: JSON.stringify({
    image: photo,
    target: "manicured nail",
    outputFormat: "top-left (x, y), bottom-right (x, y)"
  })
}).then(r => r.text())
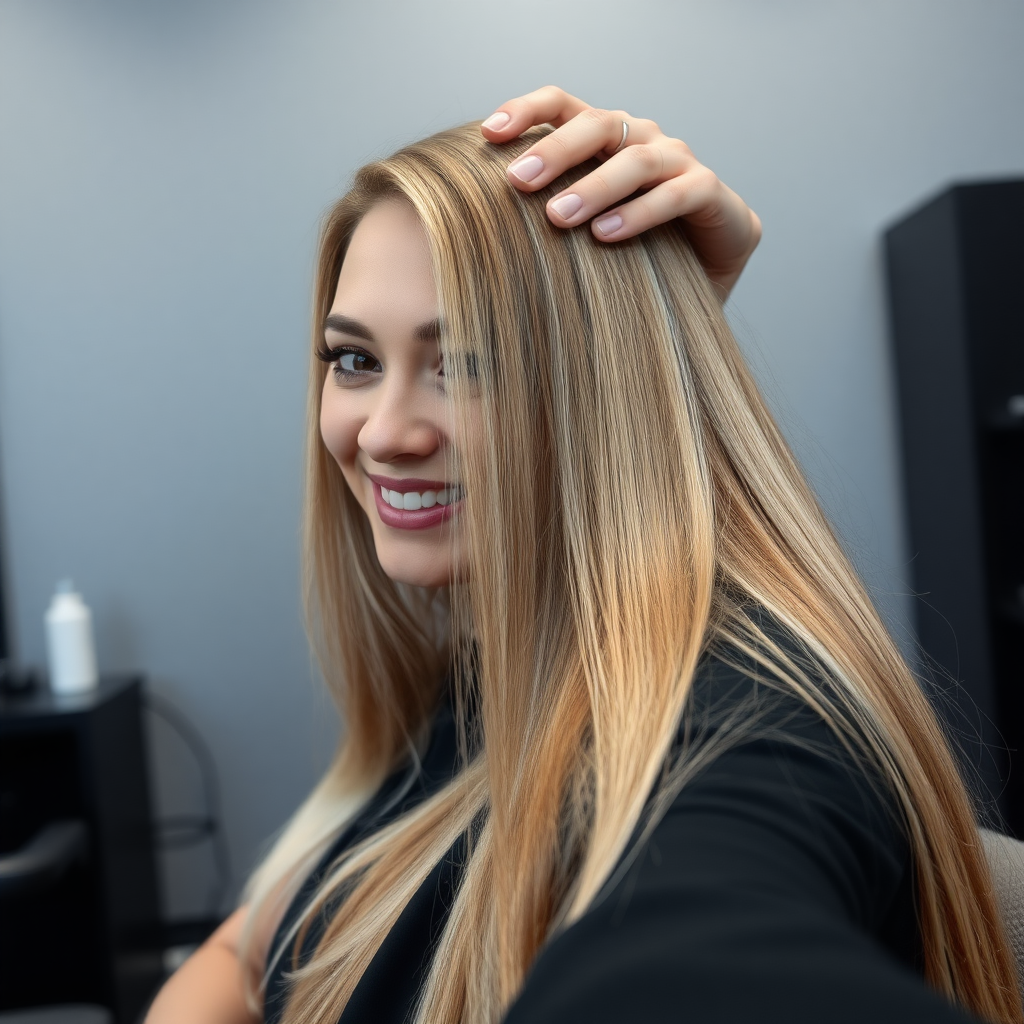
top-left (594, 213), bottom-right (623, 236)
top-left (482, 111), bottom-right (511, 131)
top-left (550, 193), bottom-right (584, 220)
top-left (508, 154), bottom-right (544, 183)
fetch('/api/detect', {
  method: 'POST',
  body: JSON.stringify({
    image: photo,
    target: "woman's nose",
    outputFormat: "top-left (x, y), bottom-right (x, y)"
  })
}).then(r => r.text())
top-left (357, 377), bottom-right (442, 463)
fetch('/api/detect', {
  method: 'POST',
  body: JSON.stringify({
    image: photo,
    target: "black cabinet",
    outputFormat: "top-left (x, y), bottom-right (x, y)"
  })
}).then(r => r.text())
top-left (0, 676), bottom-right (163, 1022)
top-left (885, 179), bottom-right (1024, 832)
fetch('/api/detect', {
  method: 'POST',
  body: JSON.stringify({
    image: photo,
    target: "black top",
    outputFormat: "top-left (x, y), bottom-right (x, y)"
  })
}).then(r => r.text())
top-left (265, 649), bottom-right (982, 1024)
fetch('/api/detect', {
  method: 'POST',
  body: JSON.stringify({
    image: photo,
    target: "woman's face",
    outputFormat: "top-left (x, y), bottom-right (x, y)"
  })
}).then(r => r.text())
top-left (319, 199), bottom-right (474, 589)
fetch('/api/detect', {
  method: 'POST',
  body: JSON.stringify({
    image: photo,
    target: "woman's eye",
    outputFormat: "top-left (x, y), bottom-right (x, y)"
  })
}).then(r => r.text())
top-left (317, 344), bottom-right (381, 382)
top-left (337, 349), bottom-right (379, 375)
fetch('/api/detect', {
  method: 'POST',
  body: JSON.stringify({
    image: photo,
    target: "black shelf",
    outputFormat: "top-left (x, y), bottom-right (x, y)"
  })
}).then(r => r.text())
top-left (998, 602), bottom-right (1024, 628)
top-left (886, 178), bottom-right (1024, 834)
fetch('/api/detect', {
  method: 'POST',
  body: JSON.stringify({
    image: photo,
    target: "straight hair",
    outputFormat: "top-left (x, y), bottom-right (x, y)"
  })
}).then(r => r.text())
top-left (241, 123), bottom-right (1022, 1024)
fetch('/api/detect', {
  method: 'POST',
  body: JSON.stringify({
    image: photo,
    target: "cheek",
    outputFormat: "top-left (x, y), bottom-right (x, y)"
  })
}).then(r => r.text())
top-left (319, 386), bottom-right (360, 468)
top-left (455, 399), bottom-right (484, 469)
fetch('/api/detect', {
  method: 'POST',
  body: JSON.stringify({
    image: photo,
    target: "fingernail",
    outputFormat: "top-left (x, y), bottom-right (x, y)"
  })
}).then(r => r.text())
top-left (550, 193), bottom-right (584, 220)
top-left (482, 111), bottom-right (511, 131)
top-left (594, 213), bottom-right (623, 236)
top-left (508, 154), bottom-right (544, 183)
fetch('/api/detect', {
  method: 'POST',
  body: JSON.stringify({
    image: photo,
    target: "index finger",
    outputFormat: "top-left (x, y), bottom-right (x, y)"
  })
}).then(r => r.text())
top-left (481, 85), bottom-right (593, 140)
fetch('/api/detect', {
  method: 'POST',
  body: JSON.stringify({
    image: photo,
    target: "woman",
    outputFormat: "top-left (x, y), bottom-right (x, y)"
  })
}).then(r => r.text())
top-left (145, 87), bottom-right (1021, 1024)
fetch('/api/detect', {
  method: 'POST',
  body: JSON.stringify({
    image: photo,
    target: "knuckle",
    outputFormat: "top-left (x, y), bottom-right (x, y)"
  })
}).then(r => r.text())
top-left (662, 141), bottom-right (691, 176)
top-left (544, 129), bottom-right (571, 155)
top-left (691, 166), bottom-right (720, 193)
top-left (669, 137), bottom-right (694, 160)
top-left (627, 194), bottom-right (655, 225)
top-left (581, 106), bottom-right (610, 129)
top-left (628, 143), bottom-right (661, 173)
top-left (662, 176), bottom-right (690, 203)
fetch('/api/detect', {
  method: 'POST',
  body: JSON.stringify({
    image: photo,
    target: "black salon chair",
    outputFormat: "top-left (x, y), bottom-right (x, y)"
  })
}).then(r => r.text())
top-left (0, 820), bottom-right (113, 1024)
top-left (0, 819), bottom-right (88, 900)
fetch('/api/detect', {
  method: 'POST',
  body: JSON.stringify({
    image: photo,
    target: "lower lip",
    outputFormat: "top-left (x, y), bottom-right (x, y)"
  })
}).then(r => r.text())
top-left (372, 484), bottom-right (463, 530)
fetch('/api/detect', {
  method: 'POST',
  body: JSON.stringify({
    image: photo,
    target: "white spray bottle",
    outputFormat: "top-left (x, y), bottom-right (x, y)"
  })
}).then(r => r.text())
top-left (45, 579), bottom-right (99, 695)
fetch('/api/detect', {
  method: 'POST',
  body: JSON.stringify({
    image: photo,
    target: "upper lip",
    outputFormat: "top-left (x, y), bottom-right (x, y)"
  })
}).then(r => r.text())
top-left (367, 474), bottom-right (459, 493)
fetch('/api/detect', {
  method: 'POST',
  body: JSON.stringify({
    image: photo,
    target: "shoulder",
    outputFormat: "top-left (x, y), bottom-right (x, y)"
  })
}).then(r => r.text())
top-left (501, 629), bottom-right (968, 1024)
top-left (662, 641), bottom-right (909, 932)
top-left (681, 625), bottom-right (899, 826)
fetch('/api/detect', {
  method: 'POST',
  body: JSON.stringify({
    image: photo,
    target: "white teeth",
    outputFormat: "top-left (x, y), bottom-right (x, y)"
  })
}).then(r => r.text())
top-left (381, 485), bottom-right (462, 510)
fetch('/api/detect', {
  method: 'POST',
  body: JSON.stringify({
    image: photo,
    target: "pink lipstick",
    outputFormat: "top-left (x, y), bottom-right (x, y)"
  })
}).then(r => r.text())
top-left (369, 476), bottom-right (464, 531)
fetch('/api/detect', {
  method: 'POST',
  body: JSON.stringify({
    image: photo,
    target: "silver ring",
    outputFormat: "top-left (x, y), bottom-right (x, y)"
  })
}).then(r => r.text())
top-left (613, 119), bottom-right (629, 154)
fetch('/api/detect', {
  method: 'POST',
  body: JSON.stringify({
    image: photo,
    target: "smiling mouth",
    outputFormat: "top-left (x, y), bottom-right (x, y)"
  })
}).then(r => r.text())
top-left (365, 471), bottom-right (466, 530)
top-left (379, 485), bottom-right (464, 511)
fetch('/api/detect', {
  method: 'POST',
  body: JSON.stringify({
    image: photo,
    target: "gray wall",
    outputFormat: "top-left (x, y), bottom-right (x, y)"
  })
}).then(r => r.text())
top-left (1, 0), bottom-right (1022, 920)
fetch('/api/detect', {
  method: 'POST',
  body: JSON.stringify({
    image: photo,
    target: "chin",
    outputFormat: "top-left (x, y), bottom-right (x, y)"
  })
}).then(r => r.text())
top-left (376, 549), bottom-right (453, 589)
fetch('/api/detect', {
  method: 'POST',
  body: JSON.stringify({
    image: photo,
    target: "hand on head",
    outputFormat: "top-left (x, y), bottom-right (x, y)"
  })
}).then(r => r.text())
top-left (481, 85), bottom-right (762, 298)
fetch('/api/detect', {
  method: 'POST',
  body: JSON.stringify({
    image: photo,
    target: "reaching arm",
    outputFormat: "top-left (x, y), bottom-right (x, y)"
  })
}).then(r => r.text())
top-left (502, 658), bottom-right (982, 1024)
top-left (144, 904), bottom-right (261, 1024)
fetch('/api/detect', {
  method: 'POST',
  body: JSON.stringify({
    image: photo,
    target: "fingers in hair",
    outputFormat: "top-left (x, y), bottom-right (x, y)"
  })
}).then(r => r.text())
top-left (546, 141), bottom-right (691, 228)
top-left (589, 170), bottom-right (722, 242)
top-left (480, 85), bottom-right (590, 141)
top-left (505, 107), bottom-right (659, 192)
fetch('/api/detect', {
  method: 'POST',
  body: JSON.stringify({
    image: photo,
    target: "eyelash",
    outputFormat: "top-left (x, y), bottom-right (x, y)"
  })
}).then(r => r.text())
top-left (315, 344), bottom-right (383, 382)
top-left (316, 344), bottom-right (476, 385)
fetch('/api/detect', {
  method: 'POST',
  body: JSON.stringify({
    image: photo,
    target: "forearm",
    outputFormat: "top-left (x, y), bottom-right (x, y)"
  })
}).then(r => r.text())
top-left (145, 910), bottom-right (260, 1024)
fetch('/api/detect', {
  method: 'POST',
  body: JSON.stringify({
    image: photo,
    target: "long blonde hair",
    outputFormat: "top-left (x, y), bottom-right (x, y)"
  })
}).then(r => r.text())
top-left (241, 123), bottom-right (1021, 1024)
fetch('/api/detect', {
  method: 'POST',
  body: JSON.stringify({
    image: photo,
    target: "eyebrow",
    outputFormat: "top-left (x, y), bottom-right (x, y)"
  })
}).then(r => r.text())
top-left (323, 313), bottom-right (443, 343)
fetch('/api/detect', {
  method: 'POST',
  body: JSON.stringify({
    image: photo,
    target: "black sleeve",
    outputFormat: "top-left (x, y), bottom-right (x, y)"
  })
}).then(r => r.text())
top-left (502, 657), bottom-right (981, 1024)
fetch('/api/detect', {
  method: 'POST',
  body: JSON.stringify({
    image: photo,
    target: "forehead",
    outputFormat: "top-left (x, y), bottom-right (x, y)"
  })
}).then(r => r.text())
top-left (332, 199), bottom-right (437, 316)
